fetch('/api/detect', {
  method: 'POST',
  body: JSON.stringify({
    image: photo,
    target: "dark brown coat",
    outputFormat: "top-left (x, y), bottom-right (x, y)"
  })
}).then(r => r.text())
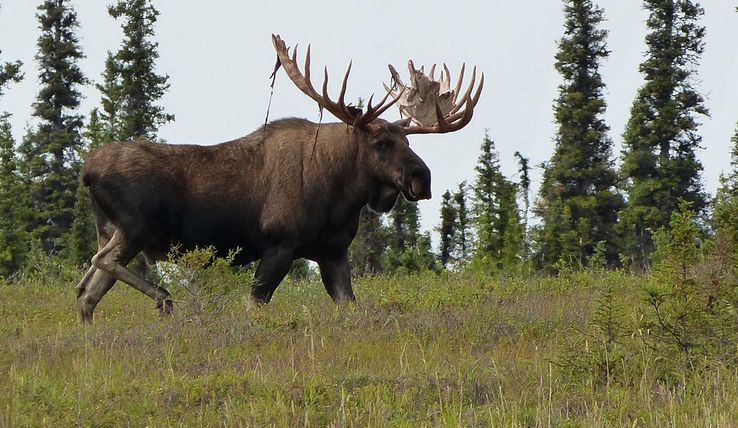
top-left (75, 118), bottom-right (431, 322)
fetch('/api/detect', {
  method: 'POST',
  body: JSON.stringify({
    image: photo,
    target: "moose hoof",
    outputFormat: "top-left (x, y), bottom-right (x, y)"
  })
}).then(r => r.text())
top-left (78, 309), bottom-right (94, 324)
top-left (157, 299), bottom-right (174, 316)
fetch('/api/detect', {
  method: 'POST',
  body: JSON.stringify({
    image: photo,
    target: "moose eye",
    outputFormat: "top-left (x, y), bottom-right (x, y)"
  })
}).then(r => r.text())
top-left (374, 139), bottom-right (392, 151)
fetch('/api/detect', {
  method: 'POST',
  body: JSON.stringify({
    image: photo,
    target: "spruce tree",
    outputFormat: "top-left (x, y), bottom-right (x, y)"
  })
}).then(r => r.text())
top-left (0, 116), bottom-right (25, 276)
top-left (714, 123), bottom-right (738, 251)
top-left (514, 151), bottom-right (531, 259)
top-left (0, 19), bottom-right (24, 276)
top-left (619, 0), bottom-right (708, 266)
top-left (387, 196), bottom-right (419, 270)
top-left (387, 197), bottom-right (436, 272)
top-left (535, 0), bottom-right (623, 270)
top-left (18, 0), bottom-right (86, 255)
top-left (438, 189), bottom-right (457, 268)
top-left (389, 196), bottom-right (419, 254)
top-left (472, 132), bottom-right (523, 271)
top-left (349, 207), bottom-right (388, 275)
top-left (0, 48), bottom-right (22, 95)
top-left (66, 109), bottom-right (105, 265)
top-left (100, 0), bottom-right (173, 141)
top-left (453, 181), bottom-right (471, 262)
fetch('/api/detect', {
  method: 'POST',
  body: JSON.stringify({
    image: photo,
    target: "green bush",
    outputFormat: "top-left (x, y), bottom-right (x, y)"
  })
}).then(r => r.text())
top-left (159, 246), bottom-right (250, 324)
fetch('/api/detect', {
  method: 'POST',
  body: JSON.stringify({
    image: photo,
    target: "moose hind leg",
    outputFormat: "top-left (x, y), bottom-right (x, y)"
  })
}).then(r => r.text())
top-left (92, 230), bottom-right (173, 316)
top-left (76, 267), bottom-right (116, 323)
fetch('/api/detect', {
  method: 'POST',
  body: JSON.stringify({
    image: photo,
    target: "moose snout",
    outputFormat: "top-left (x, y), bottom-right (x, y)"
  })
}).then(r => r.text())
top-left (407, 165), bottom-right (432, 200)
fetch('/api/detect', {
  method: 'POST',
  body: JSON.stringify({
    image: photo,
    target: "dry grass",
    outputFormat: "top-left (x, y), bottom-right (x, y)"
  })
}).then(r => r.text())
top-left (2, 268), bottom-right (738, 426)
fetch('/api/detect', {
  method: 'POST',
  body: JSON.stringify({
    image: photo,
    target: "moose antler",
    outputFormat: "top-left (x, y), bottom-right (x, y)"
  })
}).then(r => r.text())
top-left (384, 60), bottom-right (484, 135)
top-left (271, 34), bottom-right (404, 131)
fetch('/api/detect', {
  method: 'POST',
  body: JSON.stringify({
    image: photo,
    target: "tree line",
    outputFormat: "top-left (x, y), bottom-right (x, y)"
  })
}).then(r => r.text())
top-left (0, 0), bottom-right (171, 277)
top-left (0, 0), bottom-right (737, 279)
top-left (353, 0), bottom-right (738, 275)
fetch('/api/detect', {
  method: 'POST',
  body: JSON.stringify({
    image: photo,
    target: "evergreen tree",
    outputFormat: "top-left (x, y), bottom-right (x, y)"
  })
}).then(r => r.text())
top-left (0, 19), bottom-right (24, 276)
top-left (453, 181), bottom-right (471, 262)
top-left (0, 45), bottom-right (22, 95)
top-left (100, 0), bottom-right (173, 141)
top-left (389, 196), bottom-right (420, 254)
top-left (18, 0), bottom-right (86, 255)
top-left (387, 196), bottom-right (419, 270)
top-left (349, 207), bottom-right (388, 275)
top-left (387, 196), bottom-right (436, 272)
top-left (472, 132), bottom-right (523, 271)
top-left (514, 151), bottom-right (531, 259)
top-left (0, 116), bottom-right (26, 276)
top-left (713, 123), bottom-right (738, 251)
top-left (535, 0), bottom-right (623, 270)
top-left (66, 109), bottom-right (105, 265)
top-left (438, 189), bottom-right (457, 268)
top-left (619, 0), bottom-right (708, 267)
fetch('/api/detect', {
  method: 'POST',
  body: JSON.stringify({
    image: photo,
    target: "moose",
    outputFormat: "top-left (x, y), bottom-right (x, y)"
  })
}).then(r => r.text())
top-left (75, 35), bottom-right (483, 323)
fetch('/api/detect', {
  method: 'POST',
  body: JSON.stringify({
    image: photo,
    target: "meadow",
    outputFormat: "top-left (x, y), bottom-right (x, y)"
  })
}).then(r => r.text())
top-left (2, 259), bottom-right (738, 427)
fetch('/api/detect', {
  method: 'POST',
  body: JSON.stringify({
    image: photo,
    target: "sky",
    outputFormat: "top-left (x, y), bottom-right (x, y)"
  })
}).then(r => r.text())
top-left (1, 1), bottom-right (737, 238)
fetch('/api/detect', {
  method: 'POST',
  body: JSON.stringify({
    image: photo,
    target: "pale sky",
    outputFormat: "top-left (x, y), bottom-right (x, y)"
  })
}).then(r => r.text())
top-left (1, 1), bottom-right (737, 236)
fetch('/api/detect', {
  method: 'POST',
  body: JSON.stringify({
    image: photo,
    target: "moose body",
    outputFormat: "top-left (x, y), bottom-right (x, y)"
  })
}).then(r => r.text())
top-left (85, 119), bottom-right (415, 265)
top-left (75, 35), bottom-right (482, 323)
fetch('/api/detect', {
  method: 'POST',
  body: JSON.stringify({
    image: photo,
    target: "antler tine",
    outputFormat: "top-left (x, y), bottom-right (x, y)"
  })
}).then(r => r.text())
top-left (451, 63), bottom-right (466, 105)
top-left (449, 66), bottom-right (476, 116)
top-left (441, 64), bottom-right (451, 93)
top-left (429, 64), bottom-right (436, 81)
top-left (337, 62), bottom-right (353, 118)
top-left (296, 44), bottom-right (319, 99)
top-left (303, 45), bottom-right (313, 93)
top-left (472, 72), bottom-right (484, 106)
top-left (362, 85), bottom-right (406, 125)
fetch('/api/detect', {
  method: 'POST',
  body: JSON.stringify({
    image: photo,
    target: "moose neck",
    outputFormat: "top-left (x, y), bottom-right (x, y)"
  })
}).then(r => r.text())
top-left (307, 122), bottom-right (377, 212)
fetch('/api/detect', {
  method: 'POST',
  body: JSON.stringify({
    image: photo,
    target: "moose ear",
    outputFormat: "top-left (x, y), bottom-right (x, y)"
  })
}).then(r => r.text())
top-left (393, 117), bottom-right (413, 127)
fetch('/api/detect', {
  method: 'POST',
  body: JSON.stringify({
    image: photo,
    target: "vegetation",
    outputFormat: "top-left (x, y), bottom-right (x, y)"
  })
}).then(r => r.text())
top-left (470, 133), bottom-right (524, 272)
top-left (3, 0), bottom-right (738, 424)
top-left (5, 249), bottom-right (738, 425)
top-left (18, 0), bottom-right (86, 257)
top-left (99, 0), bottom-right (173, 142)
top-left (618, 0), bottom-right (709, 267)
top-left (535, 0), bottom-right (623, 269)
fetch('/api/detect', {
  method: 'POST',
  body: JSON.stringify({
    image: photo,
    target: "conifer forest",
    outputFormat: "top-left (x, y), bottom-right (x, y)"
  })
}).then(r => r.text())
top-left (2, 0), bottom-right (738, 425)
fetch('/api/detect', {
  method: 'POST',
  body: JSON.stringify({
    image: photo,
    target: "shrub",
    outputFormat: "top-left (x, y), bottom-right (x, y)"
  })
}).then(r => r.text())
top-left (159, 246), bottom-right (250, 324)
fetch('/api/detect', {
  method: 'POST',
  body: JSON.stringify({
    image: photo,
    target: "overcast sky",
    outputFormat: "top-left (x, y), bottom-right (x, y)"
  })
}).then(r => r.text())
top-left (1, 1), bottom-right (737, 236)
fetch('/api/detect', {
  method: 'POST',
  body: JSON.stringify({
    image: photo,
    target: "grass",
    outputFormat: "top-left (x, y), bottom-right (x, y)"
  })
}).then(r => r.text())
top-left (2, 267), bottom-right (738, 426)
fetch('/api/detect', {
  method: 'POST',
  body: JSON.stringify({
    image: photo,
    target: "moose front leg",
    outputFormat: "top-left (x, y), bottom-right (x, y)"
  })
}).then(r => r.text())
top-left (250, 246), bottom-right (294, 305)
top-left (318, 250), bottom-right (355, 304)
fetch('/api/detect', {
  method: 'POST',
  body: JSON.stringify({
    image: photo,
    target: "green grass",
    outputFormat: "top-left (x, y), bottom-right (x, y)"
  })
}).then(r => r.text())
top-left (2, 268), bottom-right (738, 426)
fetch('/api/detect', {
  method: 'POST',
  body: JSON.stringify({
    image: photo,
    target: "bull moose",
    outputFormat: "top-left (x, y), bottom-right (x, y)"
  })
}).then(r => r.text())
top-left (75, 35), bottom-right (483, 323)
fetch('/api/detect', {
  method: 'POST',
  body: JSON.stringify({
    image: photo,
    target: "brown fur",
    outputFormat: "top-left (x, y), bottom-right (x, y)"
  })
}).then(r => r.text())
top-left (75, 118), bottom-right (431, 322)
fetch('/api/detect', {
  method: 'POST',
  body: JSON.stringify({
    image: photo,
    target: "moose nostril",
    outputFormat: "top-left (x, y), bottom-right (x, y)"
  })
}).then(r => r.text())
top-left (410, 173), bottom-right (431, 200)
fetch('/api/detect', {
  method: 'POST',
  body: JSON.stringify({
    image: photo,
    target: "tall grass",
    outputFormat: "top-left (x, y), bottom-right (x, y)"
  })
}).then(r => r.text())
top-left (2, 263), bottom-right (738, 426)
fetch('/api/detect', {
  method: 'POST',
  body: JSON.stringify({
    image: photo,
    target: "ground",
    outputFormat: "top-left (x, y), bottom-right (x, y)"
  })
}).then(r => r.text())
top-left (2, 265), bottom-right (738, 426)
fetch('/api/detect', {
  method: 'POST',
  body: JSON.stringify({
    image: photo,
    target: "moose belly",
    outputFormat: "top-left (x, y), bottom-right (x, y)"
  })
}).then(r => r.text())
top-left (169, 206), bottom-right (263, 264)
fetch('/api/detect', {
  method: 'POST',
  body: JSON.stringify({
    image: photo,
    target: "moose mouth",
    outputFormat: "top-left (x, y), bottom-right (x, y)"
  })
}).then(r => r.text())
top-left (399, 175), bottom-right (432, 202)
top-left (402, 188), bottom-right (421, 202)
top-left (368, 173), bottom-right (431, 213)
